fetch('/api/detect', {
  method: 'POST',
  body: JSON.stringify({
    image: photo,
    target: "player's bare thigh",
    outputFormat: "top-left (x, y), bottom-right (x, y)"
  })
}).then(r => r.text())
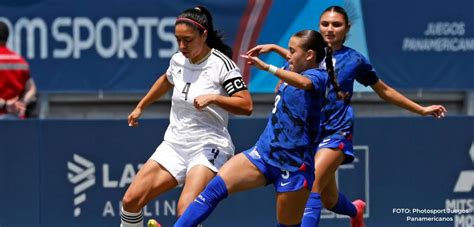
top-left (218, 153), bottom-right (267, 194)
top-left (276, 188), bottom-right (310, 225)
top-left (177, 165), bottom-right (216, 216)
top-left (122, 160), bottom-right (178, 212)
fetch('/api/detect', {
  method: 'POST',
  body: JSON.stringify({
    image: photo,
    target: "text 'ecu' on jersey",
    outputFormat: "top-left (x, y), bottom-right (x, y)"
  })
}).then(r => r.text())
top-left (164, 49), bottom-right (246, 155)
top-left (320, 46), bottom-right (379, 137)
top-left (256, 68), bottom-right (327, 171)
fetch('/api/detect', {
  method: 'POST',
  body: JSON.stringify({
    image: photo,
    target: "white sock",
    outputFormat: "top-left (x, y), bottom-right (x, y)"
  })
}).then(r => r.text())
top-left (120, 207), bottom-right (144, 227)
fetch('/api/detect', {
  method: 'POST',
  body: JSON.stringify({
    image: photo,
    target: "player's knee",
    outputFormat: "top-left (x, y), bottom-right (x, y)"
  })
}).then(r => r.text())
top-left (311, 176), bottom-right (324, 193)
top-left (122, 191), bottom-right (143, 212)
top-left (176, 199), bottom-right (191, 216)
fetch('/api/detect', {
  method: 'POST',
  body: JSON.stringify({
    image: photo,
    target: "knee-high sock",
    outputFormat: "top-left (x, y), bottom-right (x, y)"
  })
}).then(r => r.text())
top-left (301, 192), bottom-right (322, 227)
top-left (120, 207), bottom-right (143, 227)
top-left (174, 176), bottom-right (228, 227)
top-left (328, 192), bottom-right (357, 217)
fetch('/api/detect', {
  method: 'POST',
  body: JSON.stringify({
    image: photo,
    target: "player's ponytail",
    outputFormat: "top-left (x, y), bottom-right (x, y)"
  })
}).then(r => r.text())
top-left (325, 46), bottom-right (347, 99)
top-left (176, 6), bottom-right (233, 58)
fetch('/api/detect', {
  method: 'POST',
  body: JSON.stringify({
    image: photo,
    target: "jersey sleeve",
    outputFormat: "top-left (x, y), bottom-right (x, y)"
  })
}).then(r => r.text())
top-left (165, 57), bottom-right (175, 85)
top-left (354, 55), bottom-right (379, 87)
top-left (220, 68), bottom-right (248, 96)
top-left (305, 70), bottom-right (327, 92)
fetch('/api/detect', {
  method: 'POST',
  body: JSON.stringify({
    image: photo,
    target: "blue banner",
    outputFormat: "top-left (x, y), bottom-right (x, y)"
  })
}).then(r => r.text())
top-left (0, 0), bottom-right (246, 92)
top-left (362, 0), bottom-right (474, 90)
top-left (1, 0), bottom-right (473, 92)
top-left (1, 117), bottom-right (473, 226)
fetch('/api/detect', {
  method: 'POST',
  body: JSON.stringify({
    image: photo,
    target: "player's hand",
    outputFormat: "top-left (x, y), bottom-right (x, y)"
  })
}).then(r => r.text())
top-left (194, 94), bottom-right (218, 111)
top-left (239, 54), bottom-right (268, 71)
top-left (246, 44), bottom-right (274, 56)
top-left (128, 107), bottom-right (143, 127)
top-left (421, 105), bottom-right (447, 119)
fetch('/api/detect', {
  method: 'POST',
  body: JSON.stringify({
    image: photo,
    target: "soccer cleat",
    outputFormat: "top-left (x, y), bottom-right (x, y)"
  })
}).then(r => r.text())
top-left (147, 219), bottom-right (162, 227)
top-left (350, 200), bottom-right (366, 227)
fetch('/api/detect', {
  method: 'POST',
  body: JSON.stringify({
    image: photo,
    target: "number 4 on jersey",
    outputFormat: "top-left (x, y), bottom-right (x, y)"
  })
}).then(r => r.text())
top-left (182, 82), bottom-right (191, 100)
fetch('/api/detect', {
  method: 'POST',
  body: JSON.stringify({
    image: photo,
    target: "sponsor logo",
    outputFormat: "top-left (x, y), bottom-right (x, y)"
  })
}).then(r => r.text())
top-left (0, 17), bottom-right (177, 59)
top-left (67, 154), bottom-right (96, 217)
top-left (249, 147), bottom-right (261, 159)
top-left (454, 142), bottom-right (474, 193)
top-left (67, 154), bottom-right (177, 219)
top-left (318, 138), bottom-right (333, 147)
top-left (445, 142), bottom-right (474, 227)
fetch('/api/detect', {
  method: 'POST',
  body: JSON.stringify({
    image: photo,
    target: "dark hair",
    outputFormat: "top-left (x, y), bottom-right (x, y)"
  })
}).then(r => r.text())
top-left (0, 21), bottom-right (9, 43)
top-left (293, 30), bottom-right (326, 64)
top-left (322, 6), bottom-right (349, 26)
top-left (176, 6), bottom-right (233, 58)
top-left (292, 30), bottom-right (345, 99)
top-left (324, 46), bottom-right (346, 99)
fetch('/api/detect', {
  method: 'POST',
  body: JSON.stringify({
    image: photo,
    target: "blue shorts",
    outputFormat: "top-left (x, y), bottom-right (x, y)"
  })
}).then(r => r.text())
top-left (317, 132), bottom-right (354, 164)
top-left (243, 146), bottom-right (314, 193)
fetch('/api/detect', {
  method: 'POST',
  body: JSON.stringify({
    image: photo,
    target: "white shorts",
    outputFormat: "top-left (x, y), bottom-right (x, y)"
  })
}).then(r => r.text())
top-left (149, 141), bottom-right (233, 185)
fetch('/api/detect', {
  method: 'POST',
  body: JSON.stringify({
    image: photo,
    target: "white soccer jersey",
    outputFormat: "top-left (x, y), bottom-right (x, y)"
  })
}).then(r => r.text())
top-left (164, 49), bottom-right (245, 155)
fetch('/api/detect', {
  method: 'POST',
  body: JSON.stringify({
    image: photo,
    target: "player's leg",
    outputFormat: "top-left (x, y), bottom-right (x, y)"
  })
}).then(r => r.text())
top-left (301, 148), bottom-right (344, 227)
top-left (175, 152), bottom-right (267, 226)
top-left (177, 165), bottom-right (216, 216)
top-left (121, 160), bottom-right (178, 227)
top-left (319, 146), bottom-right (366, 227)
top-left (321, 173), bottom-right (357, 217)
top-left (177, 145), bottom-right (231, 216)
top-left (275, 156), bottom-right (313, 226)
top-left (122, 142), bottom-right (184, 227)
top-left (276, 188), bottom-right (310, 226)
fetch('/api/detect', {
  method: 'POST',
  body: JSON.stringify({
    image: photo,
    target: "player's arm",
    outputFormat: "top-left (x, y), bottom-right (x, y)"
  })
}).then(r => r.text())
top-left (240, 54), bottom-right (313, 90)
top-left (194, 77), bottom-right (253, 116)
top-left (128, 74), bottom-right (173, 127)
top-left (371, 79), bottom-right (447, 118)
top-left (270, 67), bottom-right (313, 90)
top-left (211, 89), bottom-right (253, 116)
top-left (247, 44), bottom-right (289, 59)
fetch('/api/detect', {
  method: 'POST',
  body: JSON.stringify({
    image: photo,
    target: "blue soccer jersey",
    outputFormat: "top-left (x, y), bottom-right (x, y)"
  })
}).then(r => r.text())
top-left (256, 68), bottom-right (327, 171)
top-left (320, 46), bottom-right (379, 137)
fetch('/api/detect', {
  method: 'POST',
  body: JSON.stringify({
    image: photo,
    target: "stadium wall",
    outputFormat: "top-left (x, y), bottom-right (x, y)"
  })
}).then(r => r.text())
top-left (0, 117), bottom-right (473, 227)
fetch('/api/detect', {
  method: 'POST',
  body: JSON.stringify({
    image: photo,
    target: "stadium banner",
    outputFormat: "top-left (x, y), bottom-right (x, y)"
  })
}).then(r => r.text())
top-left (3, 0), bottom-right (471, 93)
top-left (0, 0), bottom-right (367, 93)
top-left (0, 0), bottom-right (247, 92)
top-left (0, 117), bottom-right (473, 226)
top-left (362, 0), bottom-right (474, 90)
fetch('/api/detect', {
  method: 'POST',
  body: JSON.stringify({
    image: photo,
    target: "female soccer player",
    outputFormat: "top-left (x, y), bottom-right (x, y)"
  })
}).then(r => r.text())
top-left (247, 5), bottom-right (447, 227)
top-left (175, 30), bottom-right (336, 227)
top-left (120, 6), bottom-right (253, 227)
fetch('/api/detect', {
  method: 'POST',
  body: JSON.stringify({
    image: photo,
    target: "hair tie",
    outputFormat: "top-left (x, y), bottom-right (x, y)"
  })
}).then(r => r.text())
top-left (176, 17), bottom-right (206, 31)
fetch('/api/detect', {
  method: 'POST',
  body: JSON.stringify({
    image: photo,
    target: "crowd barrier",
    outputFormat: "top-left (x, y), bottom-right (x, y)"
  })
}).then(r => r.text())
top-left (0, 117), bottom-right (473, 226)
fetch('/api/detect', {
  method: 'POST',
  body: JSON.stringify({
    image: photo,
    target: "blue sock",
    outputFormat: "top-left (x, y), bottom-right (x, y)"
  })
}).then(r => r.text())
top-left (301, 192), bottom-right (322, 227)
top-left (328, 192), bottom-right (357, 217)
top-left (174, 176), bottom-right (228, 227)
